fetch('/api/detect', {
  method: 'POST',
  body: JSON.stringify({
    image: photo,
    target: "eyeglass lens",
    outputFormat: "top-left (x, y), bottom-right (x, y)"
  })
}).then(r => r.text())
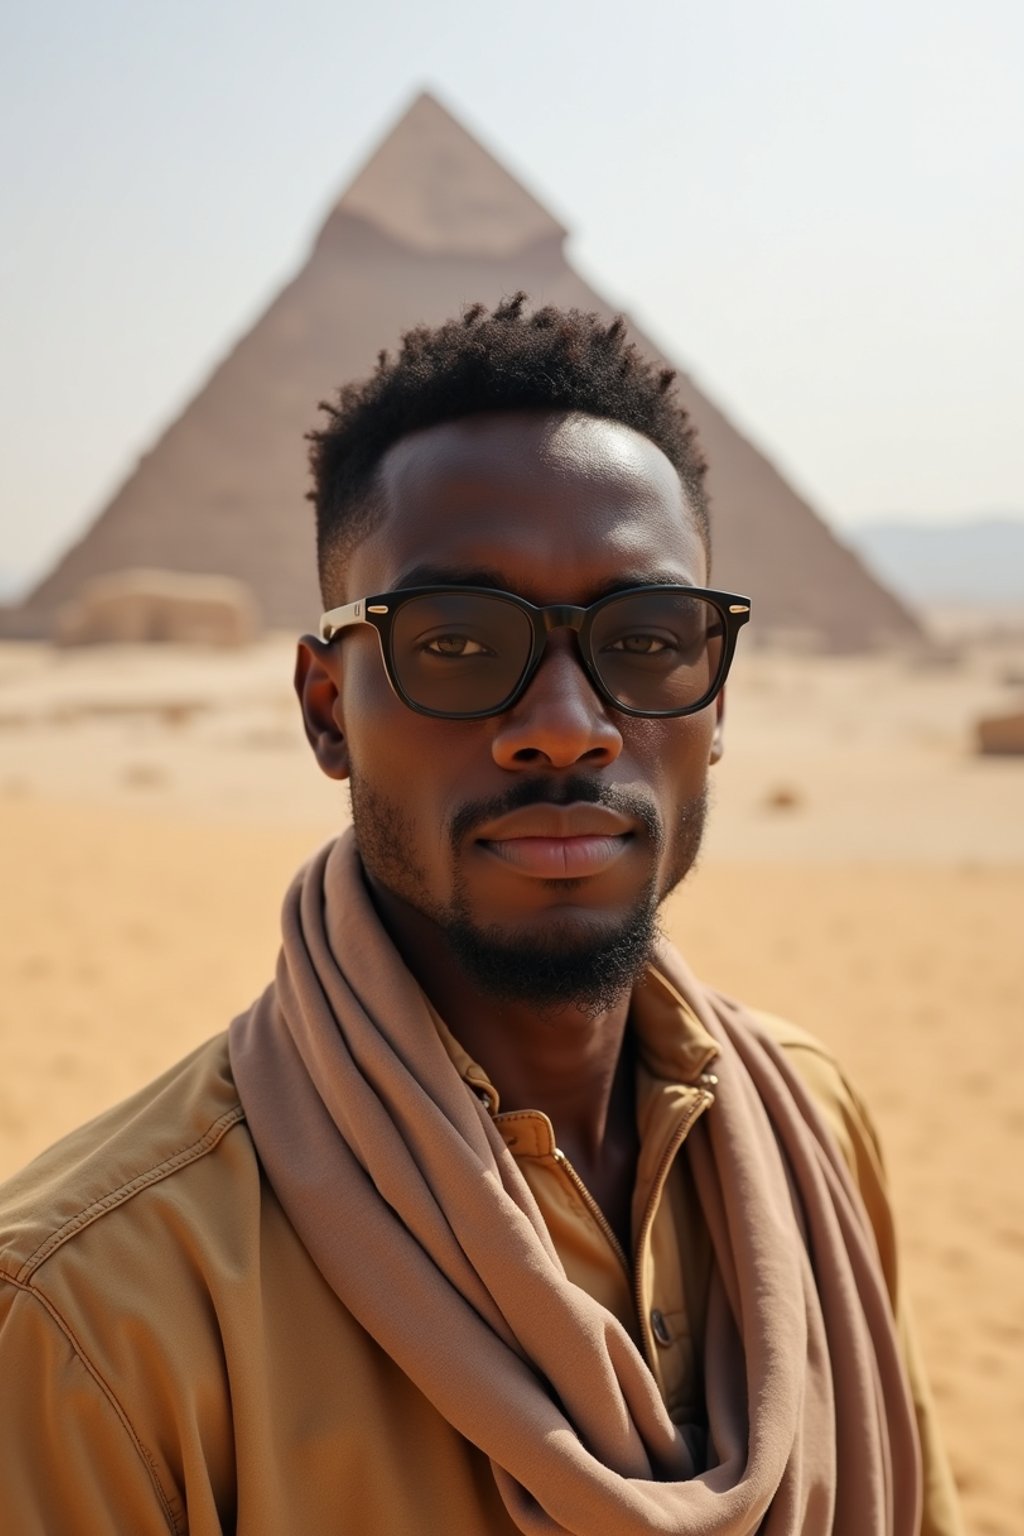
top-left (389, 591), bottom-right (725, 716)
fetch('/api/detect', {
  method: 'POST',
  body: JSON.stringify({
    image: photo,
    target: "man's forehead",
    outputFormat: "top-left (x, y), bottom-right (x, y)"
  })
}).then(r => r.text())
top-left (344, 410), bottom-right (706, 598)
top-left (377, 410), bottom-right (686, 504)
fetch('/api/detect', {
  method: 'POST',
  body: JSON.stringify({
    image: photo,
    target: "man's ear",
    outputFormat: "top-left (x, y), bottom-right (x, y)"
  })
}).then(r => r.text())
top-left (294, 637), bottom-right (350, 781)
top-left (709, 687), bottom-right (726, 765)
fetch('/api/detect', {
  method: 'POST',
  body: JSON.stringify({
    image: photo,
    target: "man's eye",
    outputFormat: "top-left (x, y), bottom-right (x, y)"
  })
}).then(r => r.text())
top-left (422, 634), bottom-right (491, 657)
top-left (605, 633), bottom-right (675, 655)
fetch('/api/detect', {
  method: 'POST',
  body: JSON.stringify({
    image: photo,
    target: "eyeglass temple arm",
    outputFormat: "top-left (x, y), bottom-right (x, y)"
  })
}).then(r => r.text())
top-left (319, 598), bottom-right (379, 643)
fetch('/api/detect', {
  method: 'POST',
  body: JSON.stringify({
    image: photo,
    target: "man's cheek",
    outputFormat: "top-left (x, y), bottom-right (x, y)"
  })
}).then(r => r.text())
top-left (342, 686), bottom-right (406, 776)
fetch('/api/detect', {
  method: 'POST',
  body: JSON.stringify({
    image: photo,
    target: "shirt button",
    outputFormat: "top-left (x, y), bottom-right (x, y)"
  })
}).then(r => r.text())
top-left (650, 1308), bottom-right (672, 1347)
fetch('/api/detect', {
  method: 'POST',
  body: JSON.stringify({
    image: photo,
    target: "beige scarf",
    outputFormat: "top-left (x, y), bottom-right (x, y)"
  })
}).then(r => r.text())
top-left (229, 832), bottom-right (921, 1535)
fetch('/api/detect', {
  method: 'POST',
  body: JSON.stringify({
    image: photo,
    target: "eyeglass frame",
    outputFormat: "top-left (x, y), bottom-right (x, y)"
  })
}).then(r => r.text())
top-left (318, 583), bottom-right (752, 721)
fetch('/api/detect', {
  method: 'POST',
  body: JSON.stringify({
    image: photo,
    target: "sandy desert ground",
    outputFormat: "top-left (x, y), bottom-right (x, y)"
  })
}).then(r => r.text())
top-left (2, 630), bottom-right (1022, 1534)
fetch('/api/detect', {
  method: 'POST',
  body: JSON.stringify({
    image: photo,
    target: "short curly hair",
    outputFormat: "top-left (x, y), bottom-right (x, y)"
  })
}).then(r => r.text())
top-left (307, 293), bottom-right (709, 603)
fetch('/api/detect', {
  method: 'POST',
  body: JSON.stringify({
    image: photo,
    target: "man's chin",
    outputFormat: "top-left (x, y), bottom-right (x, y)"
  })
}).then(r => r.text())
top-left (440, 902), bottom-right (661, 1016)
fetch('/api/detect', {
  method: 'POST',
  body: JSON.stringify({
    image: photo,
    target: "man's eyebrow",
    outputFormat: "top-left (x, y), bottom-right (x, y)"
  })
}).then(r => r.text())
top-left (390, 564), bottom-right (511, 592)
top-left (591, 570), bottom-right (697, 596)
top-left (387, 566), bottom-right (698, 597)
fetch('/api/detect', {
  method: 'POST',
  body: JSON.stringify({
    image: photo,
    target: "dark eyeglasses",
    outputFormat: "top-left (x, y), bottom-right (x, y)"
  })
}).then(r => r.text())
top-left (319, 584), bottom-right (751, 720)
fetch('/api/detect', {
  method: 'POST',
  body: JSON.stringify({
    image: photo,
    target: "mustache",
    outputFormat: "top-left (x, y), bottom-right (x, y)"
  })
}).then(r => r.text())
top-left (449, 775), bottom-right (664, 850)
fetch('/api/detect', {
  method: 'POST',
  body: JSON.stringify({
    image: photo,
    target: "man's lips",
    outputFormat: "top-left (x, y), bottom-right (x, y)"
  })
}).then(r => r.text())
top-left (480, 834), bottom-right (632, 878)
top-left (473, 803), bottom-right (637, 880)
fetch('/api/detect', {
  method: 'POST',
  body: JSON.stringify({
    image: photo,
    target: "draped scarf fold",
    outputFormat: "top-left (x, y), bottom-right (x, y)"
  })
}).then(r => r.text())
top-left (228, 831), bottom-right (921, 1535)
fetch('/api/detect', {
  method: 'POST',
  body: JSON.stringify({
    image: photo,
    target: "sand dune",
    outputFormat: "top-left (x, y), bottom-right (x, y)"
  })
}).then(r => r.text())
top-left (2, 635), bottom-right (1022, 1533)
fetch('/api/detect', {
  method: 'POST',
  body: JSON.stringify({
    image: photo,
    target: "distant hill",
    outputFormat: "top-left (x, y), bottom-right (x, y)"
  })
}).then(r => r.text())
top-left (848, 517), bottom-right (1024, 607)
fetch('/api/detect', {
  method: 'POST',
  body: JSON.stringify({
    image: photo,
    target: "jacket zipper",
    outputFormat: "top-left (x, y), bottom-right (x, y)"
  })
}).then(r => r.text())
top-left (632, 1081), bottom-right (716, 1367)
top-left (552, 1148), bottom-right (631, 1276)
top-left (550, 1074), bottom-right (717, 1366)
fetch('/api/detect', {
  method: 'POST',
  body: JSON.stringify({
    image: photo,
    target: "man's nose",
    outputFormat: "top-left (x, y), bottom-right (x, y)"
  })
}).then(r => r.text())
top-left (489, 641), bottom-right (623, 771)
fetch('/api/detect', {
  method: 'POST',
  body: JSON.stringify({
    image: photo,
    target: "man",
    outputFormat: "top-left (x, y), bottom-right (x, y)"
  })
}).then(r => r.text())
top-left (0, 296), bottom-right (961, 1534)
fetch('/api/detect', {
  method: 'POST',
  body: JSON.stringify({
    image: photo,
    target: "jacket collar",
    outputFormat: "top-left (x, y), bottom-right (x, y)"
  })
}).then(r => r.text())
top-left (429, 963), bottom-right (719, 1118)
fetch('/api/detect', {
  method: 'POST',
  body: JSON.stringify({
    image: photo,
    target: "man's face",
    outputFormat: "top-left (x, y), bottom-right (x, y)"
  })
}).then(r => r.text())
top-left (300, 410), bottom-right (722, 1010)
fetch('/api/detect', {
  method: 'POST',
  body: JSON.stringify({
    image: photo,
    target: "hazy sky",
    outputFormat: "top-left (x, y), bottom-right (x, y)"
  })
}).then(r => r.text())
top-left (2, 0), bottom-right (1021, 593)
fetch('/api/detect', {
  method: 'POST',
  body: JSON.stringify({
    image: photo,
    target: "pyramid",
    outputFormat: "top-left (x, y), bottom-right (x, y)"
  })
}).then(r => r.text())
top-left (4, 92), bottom-right (921, 650)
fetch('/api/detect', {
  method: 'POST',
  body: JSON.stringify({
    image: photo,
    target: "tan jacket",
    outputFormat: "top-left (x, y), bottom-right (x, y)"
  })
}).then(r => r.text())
top-left (0, 1003), bottom-right (962, 1535)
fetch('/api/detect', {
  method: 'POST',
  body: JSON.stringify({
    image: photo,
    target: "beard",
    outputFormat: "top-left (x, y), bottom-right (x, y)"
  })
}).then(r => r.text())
top-left (438, 892), bottom-right (663, 1017)
top-left (348, 768), bottom-right (708, 1016)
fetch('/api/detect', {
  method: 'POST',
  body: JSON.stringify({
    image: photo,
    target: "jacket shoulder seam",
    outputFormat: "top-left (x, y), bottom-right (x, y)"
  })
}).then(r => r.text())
top-left (0, 1273), bottom-right (183, 1534)
top-left (12, 1104), bottom-right (246, 1283)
